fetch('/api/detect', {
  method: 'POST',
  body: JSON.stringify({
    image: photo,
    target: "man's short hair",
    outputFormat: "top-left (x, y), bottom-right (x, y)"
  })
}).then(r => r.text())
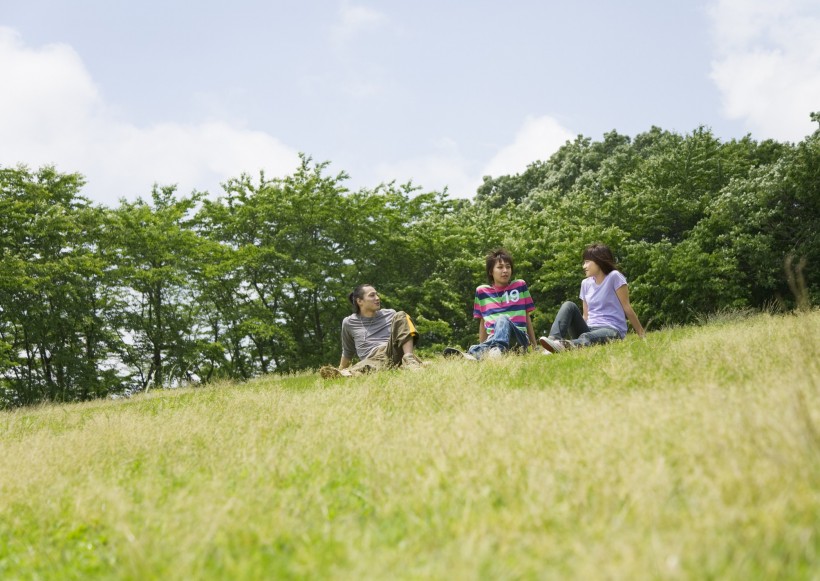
top-left (485, 248), bottom-right (514, 284)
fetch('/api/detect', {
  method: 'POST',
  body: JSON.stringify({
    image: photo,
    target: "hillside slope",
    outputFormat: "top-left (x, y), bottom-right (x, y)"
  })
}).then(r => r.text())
top-left (1, 311), bottom-right (818, 580)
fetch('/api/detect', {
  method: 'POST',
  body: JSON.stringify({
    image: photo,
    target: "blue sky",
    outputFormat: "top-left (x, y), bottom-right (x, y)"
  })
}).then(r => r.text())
top-left (1, 0), bottom-right (818, 206)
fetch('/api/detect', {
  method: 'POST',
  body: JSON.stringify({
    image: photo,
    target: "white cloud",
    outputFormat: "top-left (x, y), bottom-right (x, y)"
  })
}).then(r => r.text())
top-left (326, 2), bottom-right (389, 99)
top-left (481, 115), bottom-right (574, 179)
top-left (340, 79), bottom-right (384, 99)
top-left (709, 0), bottom-right (820, 141)
top-left (371, 138), bottom-right (479, 198)
top-left (0, 27), bottom-right (300, 206)
top-left (370, 117), bottom-right (575, 200)
top-left (330, 2), bottom-right (385, 49)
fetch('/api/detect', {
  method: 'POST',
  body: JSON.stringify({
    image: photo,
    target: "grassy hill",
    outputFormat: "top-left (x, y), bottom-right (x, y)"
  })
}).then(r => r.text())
top-left (1, 311), bottom-right (818, 580)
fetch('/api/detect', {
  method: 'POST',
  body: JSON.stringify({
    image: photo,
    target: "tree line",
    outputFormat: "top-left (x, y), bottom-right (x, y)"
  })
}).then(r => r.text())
top-left (1, 121), bottom-right (818, 407)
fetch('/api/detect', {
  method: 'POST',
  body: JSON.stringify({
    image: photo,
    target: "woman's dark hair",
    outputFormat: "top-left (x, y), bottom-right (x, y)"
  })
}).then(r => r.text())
top-left (348, 283), bottom-right (373, 314)
top-left (485, 248), bottom-right (514, 284)
top-left (583, 243), bottom-right (617, 275)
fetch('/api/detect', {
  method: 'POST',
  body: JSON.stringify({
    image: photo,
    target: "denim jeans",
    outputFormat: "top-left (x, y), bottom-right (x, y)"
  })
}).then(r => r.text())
top-left (549, 301), bottom-right (620, 347)
top-left (468, 315), bottom-right (530, 359)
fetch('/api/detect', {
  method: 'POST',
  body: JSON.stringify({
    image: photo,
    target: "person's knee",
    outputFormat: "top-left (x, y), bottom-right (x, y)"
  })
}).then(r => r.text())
top-left (495, 314), bottom-right (512, 327)
top-left (391, 311), bottom-right (418, 347)
top-left (576, 333), bottom-right (592, 347)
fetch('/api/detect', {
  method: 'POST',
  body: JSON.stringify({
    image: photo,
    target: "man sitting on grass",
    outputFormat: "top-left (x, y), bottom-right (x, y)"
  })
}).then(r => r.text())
top-left (320, 284), bottom-right (424, 378)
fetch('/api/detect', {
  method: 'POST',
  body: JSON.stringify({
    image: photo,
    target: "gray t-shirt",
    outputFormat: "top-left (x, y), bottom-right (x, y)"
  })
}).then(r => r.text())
top-left (341, 308), bottom-right (396, 360)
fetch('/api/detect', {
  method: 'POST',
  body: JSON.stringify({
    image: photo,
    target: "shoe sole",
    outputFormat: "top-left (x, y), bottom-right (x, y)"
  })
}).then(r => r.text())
top-left (443, 347), bottom-right (478, 361)
top-left (538, 337), bottom-right (563, 353)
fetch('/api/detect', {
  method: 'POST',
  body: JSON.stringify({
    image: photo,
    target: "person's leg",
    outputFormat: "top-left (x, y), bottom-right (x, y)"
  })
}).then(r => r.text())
top-left (467, 320), bottom-right (507, 358)
top-left (385, 311), bottom-right (420, 367)
top-left (467, 342), bottom-right (500, 359)
top-left (467, 315), bottom-right (525, 358)
top-left (487, 315), bottom-right (513, 349)
top-left (548, 301), bottom-right (590, 340)
top-left (467, 341), bottom-right (489, 359)
top-left (497, 315), bottom-right (530, 351)
top-left (350, 344), bottom-right (388, 373)
top-left (572, 326), bottom-right (620, 347)
top-left (467, 321), bottom-right (491, 358)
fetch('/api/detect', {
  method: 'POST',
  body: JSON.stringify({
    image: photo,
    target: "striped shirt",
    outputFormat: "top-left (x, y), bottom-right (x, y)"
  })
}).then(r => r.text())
top-left (472, 279), bottom-right (535, 337)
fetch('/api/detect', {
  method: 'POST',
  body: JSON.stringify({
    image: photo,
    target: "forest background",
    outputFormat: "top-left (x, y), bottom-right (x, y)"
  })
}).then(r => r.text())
top-left (1, 119), bottom-right (818, 407)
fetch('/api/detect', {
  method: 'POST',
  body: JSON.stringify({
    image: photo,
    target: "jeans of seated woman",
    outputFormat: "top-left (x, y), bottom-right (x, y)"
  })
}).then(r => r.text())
top-left (549, 301), bottom-right (620, 347)
top-left (468, 315), bottom-right (530, 359)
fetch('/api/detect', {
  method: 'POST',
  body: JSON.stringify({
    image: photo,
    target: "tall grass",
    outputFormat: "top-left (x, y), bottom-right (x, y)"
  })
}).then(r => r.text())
top-left (1, 311), bottom-right (818, 580)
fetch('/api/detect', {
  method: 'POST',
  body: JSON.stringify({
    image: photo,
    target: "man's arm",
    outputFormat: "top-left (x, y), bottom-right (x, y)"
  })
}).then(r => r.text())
top-left (525, 312), bottom-right (537, 350)
top-left (339, 318), bottom-right (356, 368)
top-left (478, 319), bottom-right (488, 343)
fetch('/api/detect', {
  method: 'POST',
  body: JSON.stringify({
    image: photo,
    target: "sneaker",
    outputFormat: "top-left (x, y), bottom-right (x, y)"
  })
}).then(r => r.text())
top-left (443, 347), bottom-right (478, 361)
top-left (485, 347), bottom-right (503, 359)
top-left (443, 347), bottom-right (463, 358)
top-left (539, 336), bottom-right (565, 353)
top-left (401, 352), bottom-right (424, 371)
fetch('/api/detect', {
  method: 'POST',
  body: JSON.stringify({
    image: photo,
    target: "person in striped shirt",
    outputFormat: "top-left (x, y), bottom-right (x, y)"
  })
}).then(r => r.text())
top-left (446, 248), bottom-right (537, 360)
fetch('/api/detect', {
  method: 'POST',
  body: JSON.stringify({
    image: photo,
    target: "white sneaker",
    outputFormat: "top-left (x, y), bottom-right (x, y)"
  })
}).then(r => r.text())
top-left (539, 336), bottom-right (565, 353)
top-left (485, 347), bottom-right (503, 359)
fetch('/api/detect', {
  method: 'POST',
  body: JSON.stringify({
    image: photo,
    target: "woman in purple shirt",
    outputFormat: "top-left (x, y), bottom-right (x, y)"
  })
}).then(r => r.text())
top-left (539, 243), bottom-right (645, 352)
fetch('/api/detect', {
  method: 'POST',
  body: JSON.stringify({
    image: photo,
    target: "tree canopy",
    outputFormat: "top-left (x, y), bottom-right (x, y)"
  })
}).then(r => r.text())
top-left (2, 120), bottom-right (818, 407)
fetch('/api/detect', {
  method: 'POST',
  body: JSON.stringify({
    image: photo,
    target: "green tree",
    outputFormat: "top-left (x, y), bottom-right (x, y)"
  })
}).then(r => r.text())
top-left (383, 192), bottom-right (485, 350)
top-left (197, 156), bottom-right (354, 373)
top-left (107, 186), bottom-right (206, 390)
top-left (687, 129), bottom-right (819, 309)
top-left (0, 166), bottom-right (117, 406)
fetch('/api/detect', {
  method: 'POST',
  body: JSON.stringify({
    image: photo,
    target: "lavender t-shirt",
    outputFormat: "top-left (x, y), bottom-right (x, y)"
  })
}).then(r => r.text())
top-left (580, 270), bottom-right (628, 338)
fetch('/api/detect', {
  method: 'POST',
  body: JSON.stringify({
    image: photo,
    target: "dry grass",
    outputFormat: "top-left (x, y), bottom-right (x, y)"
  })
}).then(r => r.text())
top-left (1, 311), bottom-right (818, 580)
